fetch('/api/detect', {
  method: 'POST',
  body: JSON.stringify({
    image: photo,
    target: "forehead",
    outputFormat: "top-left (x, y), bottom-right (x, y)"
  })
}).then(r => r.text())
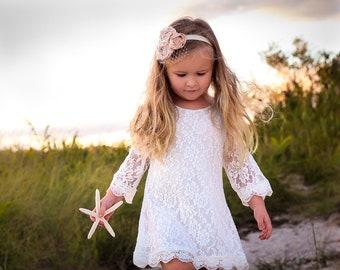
top-left (166, 47), bottom-right (214, 71)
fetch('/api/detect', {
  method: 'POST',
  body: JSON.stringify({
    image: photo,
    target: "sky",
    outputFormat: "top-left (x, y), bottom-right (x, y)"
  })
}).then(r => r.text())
top-left (1, 0), bottom-right (339, 148)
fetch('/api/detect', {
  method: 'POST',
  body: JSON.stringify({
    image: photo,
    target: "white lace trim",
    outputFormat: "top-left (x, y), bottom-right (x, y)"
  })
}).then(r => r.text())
top-left (134, 250), bottom-right (249, 270)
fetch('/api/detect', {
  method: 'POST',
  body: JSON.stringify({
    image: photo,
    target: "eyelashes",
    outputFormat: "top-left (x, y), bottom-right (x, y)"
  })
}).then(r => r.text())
top-left (175, 72), bottom-right (207, 77)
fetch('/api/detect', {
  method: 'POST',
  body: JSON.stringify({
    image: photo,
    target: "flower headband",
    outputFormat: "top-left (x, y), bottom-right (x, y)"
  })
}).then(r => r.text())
top-left (156, 26), bottom-right (212, 63)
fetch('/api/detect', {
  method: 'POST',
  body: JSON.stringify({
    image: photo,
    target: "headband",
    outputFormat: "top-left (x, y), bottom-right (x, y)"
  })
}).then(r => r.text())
top-left (156, 26), bottom-right (212, 63)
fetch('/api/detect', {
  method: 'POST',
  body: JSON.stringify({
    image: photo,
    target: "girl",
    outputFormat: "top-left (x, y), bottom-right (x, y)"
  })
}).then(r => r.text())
top-left (95, 17), bottom-right (273, 270)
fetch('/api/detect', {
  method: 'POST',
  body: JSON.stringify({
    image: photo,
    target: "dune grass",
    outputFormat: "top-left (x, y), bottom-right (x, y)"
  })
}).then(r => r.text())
top-left (0, 133), bottom-right (338, 269)
top-left (0, 144), bottom-right (143, 269)
top-left (1, 91), bottom-right (339, 268)
top-left (2, 39), bottom-right (339, 269)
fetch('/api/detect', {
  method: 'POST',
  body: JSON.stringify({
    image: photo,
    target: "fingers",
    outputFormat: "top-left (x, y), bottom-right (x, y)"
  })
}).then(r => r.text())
top-left (97, 191), bottom-right (123, 226)
top-left (99, 204), bottom-right (106, 219)
top-left (265, 216), bottom-right (273, 239)
top-left (101, 212), bottom-right (115, 225)
top-left (258, 215), bottom-right (272, 240)
top-left (98, 200), bottom-right (118, 226)
top-left (253, 204), bottom-right (272, 240)
top-left (249, 196), bottom-right (273, 240)
top-left (89, 202), bottom-right (111, 225)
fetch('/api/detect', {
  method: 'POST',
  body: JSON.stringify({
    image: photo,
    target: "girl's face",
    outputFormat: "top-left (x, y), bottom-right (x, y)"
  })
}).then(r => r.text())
top-left (166, 47), bottom-right (214, 109)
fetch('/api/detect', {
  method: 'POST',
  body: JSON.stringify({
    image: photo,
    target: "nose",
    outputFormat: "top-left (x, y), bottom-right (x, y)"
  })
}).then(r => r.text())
top-left (186, 77), bottom-right (197, 88)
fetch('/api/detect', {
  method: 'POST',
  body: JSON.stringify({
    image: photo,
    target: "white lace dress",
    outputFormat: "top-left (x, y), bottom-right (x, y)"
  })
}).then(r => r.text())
top-left (109, 106), bottom-right (273, 270)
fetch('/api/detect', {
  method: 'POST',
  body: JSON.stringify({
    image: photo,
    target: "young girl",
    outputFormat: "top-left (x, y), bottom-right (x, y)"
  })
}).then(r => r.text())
top-left (95, 17), bottom-right (273, 270)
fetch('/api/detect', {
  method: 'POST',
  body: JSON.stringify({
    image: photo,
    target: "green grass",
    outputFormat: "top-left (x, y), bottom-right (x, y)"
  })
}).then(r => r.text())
top-left (2, 39), bottom-right (339, 269)
top-left (1, 138), bottom-right (338, 269)
top-left (0, 144), bottom-right (144, 270)
top-left (1, 82), bottom-right (339, 269)
top-left (1, 93), bottom-right (339, 269)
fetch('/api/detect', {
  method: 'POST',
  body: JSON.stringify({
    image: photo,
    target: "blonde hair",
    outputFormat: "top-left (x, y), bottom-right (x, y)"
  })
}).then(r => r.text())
top-left (130, 17), bottom-right (257, 163)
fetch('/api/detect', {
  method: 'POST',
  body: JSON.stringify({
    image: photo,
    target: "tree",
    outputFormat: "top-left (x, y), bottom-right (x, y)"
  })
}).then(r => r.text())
top-left (257, 38), bottom-right (340, 185)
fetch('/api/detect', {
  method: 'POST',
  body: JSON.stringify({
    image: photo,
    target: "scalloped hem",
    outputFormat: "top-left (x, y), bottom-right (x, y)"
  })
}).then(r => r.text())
top-left (134, 250), bottom-right (249, 270)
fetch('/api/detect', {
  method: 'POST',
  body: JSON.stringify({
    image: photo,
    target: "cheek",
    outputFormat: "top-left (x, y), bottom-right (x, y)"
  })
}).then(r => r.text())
top-left (169, 77), bottom-right (183, 90)
top-left (202, 76), bottom-right (212, 87)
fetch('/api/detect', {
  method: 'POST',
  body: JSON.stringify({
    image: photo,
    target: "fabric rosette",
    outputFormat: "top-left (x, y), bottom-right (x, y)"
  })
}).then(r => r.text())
top-left (156, 27), bottom-right (186, 63)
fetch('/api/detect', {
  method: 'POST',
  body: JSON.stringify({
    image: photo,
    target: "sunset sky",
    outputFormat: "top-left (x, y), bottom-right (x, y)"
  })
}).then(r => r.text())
top-left (1, 0), bottom-right (339, 148)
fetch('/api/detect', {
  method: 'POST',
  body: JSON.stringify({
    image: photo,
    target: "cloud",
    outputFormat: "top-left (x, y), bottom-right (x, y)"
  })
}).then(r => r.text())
top-left (0, 1), bottom-right (117, 54)
top-left (0, 0), bottom-right (177, 55)
top-left (182, 0), bottom-right (340, 20)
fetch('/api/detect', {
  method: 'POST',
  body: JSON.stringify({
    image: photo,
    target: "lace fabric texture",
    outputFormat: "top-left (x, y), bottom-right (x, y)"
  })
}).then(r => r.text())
top-left (109, 148), bottom-right (149, 204)
top-left (110, 106), bottom-right (272, 270)
top-left (224, 151), bottom-right (273, 207)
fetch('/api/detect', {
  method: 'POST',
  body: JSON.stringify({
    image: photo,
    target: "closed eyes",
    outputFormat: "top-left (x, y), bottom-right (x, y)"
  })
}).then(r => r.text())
top-left (175, 72), bottom-right (207, 77)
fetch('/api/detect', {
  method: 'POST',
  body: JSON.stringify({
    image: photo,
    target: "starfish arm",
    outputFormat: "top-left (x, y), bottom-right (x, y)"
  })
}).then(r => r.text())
top-left (101, 218), bottom-right (116, 238)
top-left (104, 201), bottom-right (123, 216)
top-left (79, 189), bottom-right (123, 239)
top-left (88, 219), bottom-right (100, 239)
top-left (79, 208), bottom-right (97, 218)
top-left (95, 189), bottom-right (101, 214)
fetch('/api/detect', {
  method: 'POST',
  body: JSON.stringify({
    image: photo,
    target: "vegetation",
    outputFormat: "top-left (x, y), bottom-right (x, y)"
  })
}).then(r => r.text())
top-left (254, 38), bottom-right (340, 218)
top-left (0, 39), bottom-right (339, 269)
top-left (0, 142), bottom-right (141, 269)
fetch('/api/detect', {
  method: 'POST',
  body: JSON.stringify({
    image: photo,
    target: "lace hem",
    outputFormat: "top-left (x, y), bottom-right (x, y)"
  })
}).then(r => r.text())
top-left (134, 250), bottom-right (249, 270)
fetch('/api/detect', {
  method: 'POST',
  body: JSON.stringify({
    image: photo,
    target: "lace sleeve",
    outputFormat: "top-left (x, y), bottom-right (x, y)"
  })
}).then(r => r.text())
top-left (223, 150), bottom-right (273, 206)
top-left (109, 148), bottom-right (150, 204)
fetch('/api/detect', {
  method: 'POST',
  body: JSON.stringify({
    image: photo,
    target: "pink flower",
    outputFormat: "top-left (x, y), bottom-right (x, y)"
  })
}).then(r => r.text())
top-left (156, 27), bottom-right (186, 63)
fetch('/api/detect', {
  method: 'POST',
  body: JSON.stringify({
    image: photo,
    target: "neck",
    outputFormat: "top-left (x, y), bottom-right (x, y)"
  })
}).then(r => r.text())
top-left (173, 95), bottom-right (210, 110)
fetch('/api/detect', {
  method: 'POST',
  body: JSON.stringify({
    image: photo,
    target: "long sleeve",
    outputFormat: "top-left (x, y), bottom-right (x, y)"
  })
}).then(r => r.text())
top-left (223, 150), bottom-right (273, 206)
top-left (109, 148), bottom-right (150, 204)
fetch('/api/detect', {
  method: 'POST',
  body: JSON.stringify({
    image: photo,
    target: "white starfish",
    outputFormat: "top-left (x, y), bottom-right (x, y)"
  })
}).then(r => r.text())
top-left (79, 189), bottom-right (123, 239)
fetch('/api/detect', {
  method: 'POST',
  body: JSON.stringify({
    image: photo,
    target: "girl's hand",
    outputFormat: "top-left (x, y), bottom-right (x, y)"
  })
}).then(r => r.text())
top-left (90, 189), bottom-right (123, 226)
top-left (248, 195), bottom-right (272, 240)
top-left (253, 204), bottom-right (272, 240)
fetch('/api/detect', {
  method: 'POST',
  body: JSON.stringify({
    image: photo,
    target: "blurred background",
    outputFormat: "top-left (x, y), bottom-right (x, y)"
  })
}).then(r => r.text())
top-left (1, 0), bottom-right (339, 149)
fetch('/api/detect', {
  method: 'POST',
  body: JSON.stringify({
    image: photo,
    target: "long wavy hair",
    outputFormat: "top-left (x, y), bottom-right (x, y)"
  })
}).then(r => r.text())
top-left (130, 17), bottom-right (258, 163)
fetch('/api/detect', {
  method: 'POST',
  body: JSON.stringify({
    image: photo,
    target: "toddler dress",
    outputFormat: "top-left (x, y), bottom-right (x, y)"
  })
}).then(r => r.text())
top-left (110, 106), bottom-right (273, 270)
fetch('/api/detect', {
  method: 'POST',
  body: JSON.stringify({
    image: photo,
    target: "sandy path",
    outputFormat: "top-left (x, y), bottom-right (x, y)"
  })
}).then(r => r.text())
top-left (149, 214), bottom-right (340, 269)
top-left (241, 213), bottom-right (340, 269)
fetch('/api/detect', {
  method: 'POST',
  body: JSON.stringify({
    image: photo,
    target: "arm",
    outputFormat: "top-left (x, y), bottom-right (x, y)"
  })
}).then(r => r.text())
top-left (109, 147), bottom-right (150, 204)
top-left (93, 148), bottom-right (149, 224)
top-left (223, 150), bottom-right (273, 206)
top-left (248, 195), bottom-right (272, 240)
top-left (224, 150), bottom-right (273, 239)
